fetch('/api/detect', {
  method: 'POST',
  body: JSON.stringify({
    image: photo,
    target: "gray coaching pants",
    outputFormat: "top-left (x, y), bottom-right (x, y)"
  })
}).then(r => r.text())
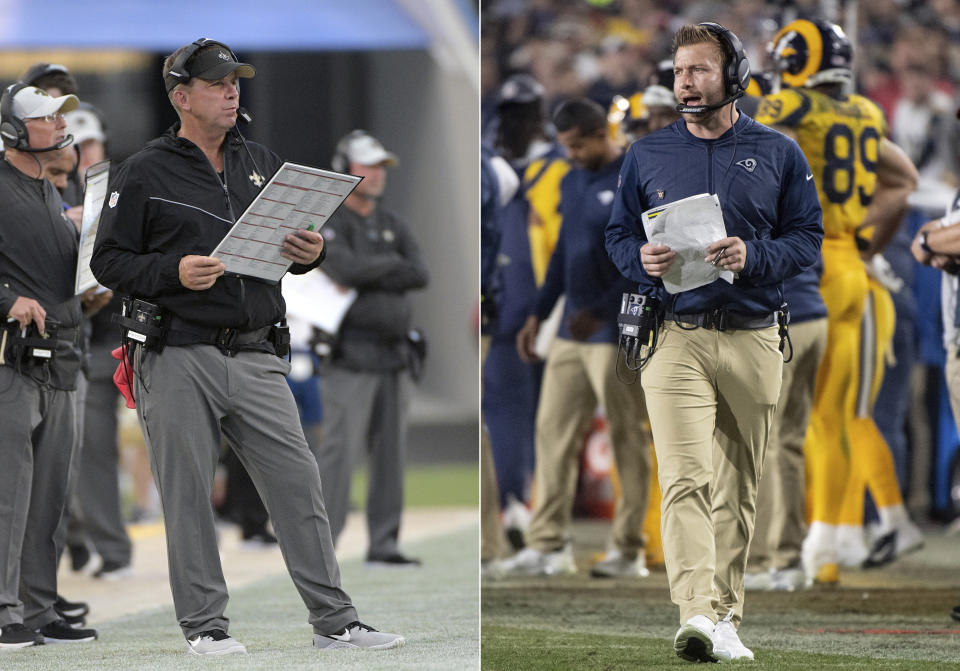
top-left (0, 366), bottom-right (75, 629)
top-left (316, 364), bottom-right (411, 558)
top-left (79, 356), bottom-right (133, 566)
top-left (134, 344), bottom-right (356, 638)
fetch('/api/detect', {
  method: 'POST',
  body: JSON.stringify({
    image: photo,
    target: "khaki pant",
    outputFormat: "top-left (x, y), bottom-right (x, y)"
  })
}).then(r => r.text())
top-left (748, 317), bottom-right (827, 571)
top-left (526, 338), bottom-right (651, 557)
top-left (480, 335), bottom-right (506, 561)
top-left (946, 345), bottom-right (960, 435)
top-left (642, 322), bottom-right (782, 626)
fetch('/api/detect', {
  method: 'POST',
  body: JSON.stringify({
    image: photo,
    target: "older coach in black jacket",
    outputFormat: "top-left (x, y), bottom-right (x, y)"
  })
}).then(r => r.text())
top-left (91, 38), bottom-right (403, 656)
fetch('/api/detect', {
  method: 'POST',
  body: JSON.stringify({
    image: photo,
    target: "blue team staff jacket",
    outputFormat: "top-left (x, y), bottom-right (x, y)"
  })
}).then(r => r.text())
top-left (605, 112), bottom-right (824, 316)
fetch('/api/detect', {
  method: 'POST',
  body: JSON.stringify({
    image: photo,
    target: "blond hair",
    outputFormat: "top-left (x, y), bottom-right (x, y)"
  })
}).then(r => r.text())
top-left (672, 24), bottom-right (727, 69)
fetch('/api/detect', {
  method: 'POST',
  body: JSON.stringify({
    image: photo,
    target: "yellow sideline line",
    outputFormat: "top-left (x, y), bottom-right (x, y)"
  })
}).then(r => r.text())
top-left (126, 521), bottom-right (166, 541)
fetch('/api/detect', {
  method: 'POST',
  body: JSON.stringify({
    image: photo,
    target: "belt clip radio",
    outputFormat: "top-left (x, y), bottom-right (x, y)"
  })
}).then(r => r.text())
top-left (777, 302), bottom-right (793, 362)
top-left (269, 319), bottom-right (291, 359)
top-left (112, 298), bottom-right (167, 353)
top-left (1, 318), bottom-right (59, 364)
top-left (617, 292), bottom-right (661, 373)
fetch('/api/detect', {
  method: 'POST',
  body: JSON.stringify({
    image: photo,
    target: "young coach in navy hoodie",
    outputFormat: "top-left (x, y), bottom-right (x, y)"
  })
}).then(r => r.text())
top-left (605, 23), bottom-right (822, 663)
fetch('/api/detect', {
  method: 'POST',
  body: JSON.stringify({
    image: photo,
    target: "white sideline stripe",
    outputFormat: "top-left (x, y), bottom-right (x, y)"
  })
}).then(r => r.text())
top-left (148, 197), bottom-right (233, 225)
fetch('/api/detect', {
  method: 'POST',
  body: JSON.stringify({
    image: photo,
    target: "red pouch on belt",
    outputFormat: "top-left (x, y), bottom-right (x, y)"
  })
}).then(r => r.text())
top-left (111, 346), bottom-right (136, 409)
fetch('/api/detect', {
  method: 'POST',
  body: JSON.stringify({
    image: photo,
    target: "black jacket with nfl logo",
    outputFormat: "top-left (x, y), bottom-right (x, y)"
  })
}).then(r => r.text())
top-left (91, 124), bottom-right (322, 330)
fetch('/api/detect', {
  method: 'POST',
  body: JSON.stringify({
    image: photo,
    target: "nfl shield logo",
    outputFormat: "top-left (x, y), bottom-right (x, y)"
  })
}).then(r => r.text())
top-left (108, 191), bottom-right (120, 208)
top-left (657, 189), bottom-right (665, 200)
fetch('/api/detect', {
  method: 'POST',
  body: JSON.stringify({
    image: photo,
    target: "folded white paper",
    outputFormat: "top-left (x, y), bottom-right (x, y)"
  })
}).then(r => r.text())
top-left (641, 193), bottom-right (733, 294)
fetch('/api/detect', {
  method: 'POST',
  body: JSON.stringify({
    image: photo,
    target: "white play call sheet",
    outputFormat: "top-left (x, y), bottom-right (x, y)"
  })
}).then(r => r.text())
top-left (641, 192), bottom-right (734, 294)
top-left (211, 162), bottom-right (361, 283)
top-left (74, 160), bottom-right (111, 294)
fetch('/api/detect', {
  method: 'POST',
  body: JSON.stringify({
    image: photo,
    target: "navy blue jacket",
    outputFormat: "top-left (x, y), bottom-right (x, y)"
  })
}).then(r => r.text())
top-left (535, 154), bottom-right (631, 343)
top-left (784, 260), bottom-right (827, 323)
top-left (605, 113), bottom-right (823, 315)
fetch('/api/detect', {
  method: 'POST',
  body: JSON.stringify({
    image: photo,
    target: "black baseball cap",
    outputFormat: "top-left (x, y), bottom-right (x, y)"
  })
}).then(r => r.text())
top-left (164, 41), bottom-right (256, 93)
top-left (496, 73), bottom-right (545, 107)
top-left (21, 62), bottom-right (71, 87)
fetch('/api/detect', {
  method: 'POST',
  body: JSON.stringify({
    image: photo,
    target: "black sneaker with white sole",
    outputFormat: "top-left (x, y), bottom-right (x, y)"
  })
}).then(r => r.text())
top-left (0, 623), bottom-right (43, 649)
top-left (54, 595), bottom-right (89, 618)
top-left (313, 621), bottom-right (405, 650)
top-left (68, 543), bottom-right (102, 574)
top-left (59, 612), bottom-right (87, 629)
top-left (364, 552), bottom-right (421, 568)
top-left (38, 619), bottom-right (97, 643)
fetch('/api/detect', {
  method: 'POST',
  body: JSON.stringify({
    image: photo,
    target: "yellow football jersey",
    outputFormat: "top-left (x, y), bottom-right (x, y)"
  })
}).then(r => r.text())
top-left (754, 88), bottom-right (887, 239)
top-left (524, 156), bottom-right (569, 285)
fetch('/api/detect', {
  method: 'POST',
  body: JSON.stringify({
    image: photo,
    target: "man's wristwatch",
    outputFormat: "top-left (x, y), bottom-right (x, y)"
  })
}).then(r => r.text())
top-left (919, 230), bottom-right (933, 254)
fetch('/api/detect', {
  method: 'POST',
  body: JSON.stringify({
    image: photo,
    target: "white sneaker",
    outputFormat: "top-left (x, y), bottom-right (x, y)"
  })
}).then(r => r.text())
top-left (502, 495), bottom-right (531, 550)
top-left (186, 630), bottom-right (246, 656)
top-left (863, 521), bottom-right (924, 568)
top-left (673, 615), bottom-right (716, 663)
top-left (835, 524), bottom-right (869, 568)
top-left (313, 621), bottom-right (405, 650)
top-left (801, 521), bottom-right (837, 584)
top-left (589, 549), bottom-right (649, 578)
top-left (713, 611), bottom-right (754, 661)
top-left (481, 559), bottom-right (505, 581)
top-left (500, 544), bottom-right (576, 576)
top-left (770, 566), bottom-right (807, 591)
top-left (743, 569), bottom-right (774, 591)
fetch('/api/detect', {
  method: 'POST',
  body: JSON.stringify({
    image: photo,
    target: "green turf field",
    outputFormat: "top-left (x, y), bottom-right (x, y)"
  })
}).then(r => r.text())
top-left (353, 462), bottom-right (479, 508)
top-left (482, 520), bottom-right (960, 670)
top-left (2, 524), bottom-right (479, 670)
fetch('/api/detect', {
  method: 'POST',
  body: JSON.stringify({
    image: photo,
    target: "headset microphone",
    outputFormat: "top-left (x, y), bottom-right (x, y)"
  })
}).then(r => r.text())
top-left (237, 106), bottom-right (252, 123)
top-left (675, 89), bottom-right (744, 115)
top-left (17, 133), bottom-right (74, 153)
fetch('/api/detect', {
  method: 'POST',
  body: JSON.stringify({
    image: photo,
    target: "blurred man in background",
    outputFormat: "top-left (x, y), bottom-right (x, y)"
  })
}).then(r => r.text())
top-left (0, 82), bottom-right (98, 647)
top-left (483, 73), bottom-right (568, 547)
top-left (754, 18), bottom-right (921, 583)
top-left (504, 97), bottom-right (651, 579)
top-left (317, 129), bottom-right (429, 567)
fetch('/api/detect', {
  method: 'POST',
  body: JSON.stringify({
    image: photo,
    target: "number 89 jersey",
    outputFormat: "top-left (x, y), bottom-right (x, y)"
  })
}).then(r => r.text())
top-left (754, 88), bottom-right (886, 240)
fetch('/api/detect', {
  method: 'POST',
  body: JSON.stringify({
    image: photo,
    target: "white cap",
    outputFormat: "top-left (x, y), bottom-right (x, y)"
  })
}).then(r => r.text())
top-left (339, 131), bottom-right (397, 167)
top-left (10, 85), bottom-right (78, 120)
top-left (64, 108), bottom-right (105, 145)
top-left (642, 84), bottom-right (676, 109)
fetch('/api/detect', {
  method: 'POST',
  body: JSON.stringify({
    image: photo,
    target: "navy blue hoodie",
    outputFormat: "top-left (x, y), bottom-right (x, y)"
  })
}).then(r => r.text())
top-left (605, 113), bottom-right (823, 316)
top-left (535, 153), bottom-right (631, 343)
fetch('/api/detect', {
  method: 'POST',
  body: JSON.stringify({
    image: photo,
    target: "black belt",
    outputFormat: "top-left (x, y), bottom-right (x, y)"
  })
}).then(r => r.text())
top-left (665, 310), bottom-right (777, 331)
top-left (1, 323), bottom-right (79, 345)
top-left (165, 317), bottom-right (272, 354)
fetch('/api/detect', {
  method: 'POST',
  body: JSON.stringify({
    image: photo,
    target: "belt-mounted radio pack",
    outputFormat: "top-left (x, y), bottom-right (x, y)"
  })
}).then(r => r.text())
top-left (617, 292), bottom-right (662, 376)
top-left (0, 318), bottom-right (59, 366)
top-left (778, 302), bottom-right (792, 362)
top-left (268, 320), bottom-right (291, 359)
top-left (112, 298), bottom-right (168, 353)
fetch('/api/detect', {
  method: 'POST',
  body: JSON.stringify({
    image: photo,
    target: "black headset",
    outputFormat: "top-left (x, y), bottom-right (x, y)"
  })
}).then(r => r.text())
top-left (331, 129), bottom-right (370, 172)
top-left (0, 81), bottom-right (73, 152)
top-left (699, 22), bottom-right (751, 97)
top-left (165, 37), bottom-right (240, 93)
